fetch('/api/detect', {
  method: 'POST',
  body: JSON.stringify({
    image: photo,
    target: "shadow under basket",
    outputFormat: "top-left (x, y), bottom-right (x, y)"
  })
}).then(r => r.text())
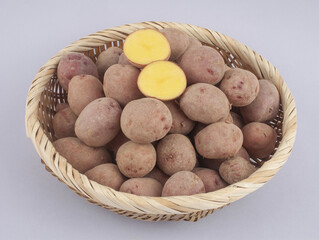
top-left (25, 21), bottom-right (297, 222)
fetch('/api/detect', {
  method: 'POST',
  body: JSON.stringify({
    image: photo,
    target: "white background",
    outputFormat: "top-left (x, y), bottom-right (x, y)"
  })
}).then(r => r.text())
top-left (1, 0), bottom-right (318, 239)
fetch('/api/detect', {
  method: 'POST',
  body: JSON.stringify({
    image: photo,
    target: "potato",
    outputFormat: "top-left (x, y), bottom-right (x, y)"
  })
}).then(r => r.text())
top-left (193, 168), bottom-right (228, 192)
top-left (180, 83), bottom-right (230, 124)
top-left (240, 79), bottom-right (280, 123)
top-left (105, 130), bottom-right (129, 155)
top-left (57, 53), bottom-right (98, 91)
top-left (53, 137), bottom-right (112, 173)
top-left (179, 46), bottom-right (225, 85)
top-left (162, 171), bottom-right (205, 197)
top-left (103, 64), bottom-right (143, 106)
top-left (190, 123), bottom-right (207, 139)
top-left (116, 141), bottom-right (156, 178)
top-left (120, 178), bottom-right (162, 197)
top-left (145, 167), bottom-right (169, 186)
top-left (75, 97), bottom-right (121, 147)
top-left (52, 107), bottom-right (77, 139)
top-left (120, 98), bottom-right (172, 143)
top-left (164, 101), bottom-right (195, 135)
top-left (219, 156), bottom-right (256, 184)
top-left (55, 102), bottom-right (69, 112)
top-left (224, 113), bottom-right (233, 123)
top-left (187, 36), bottom-right (201, 49)
top-left (220, 68), bottom-right (259, 107)
top-left (84, 163), bottom-right (126, 190)
top-left (118, 53), bottom-right (131, 65)
top-left (68, 74), bottom-right (104, 115)
top-left (195, 122), bottom-right (243, 159)
top-left (230, 112), bottom-right (244, 129)
top-left (157, 134), bottom-right (196, 176)
top-left (160, 28), bottom-right (189, 61)
top-left (242, 122), bottom-right (277, 159)
top-left (96, 47), bottom-right (123, 80)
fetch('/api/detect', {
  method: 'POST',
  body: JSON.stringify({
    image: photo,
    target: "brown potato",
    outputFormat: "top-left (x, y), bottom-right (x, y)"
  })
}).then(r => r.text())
top-left (105, 130), bottom-right (129, 155)
top-left (224, 113), bottom-right (233, 123)
top-left (75, 97), bottom-right (121, 147)
top-left (55, 102), bottom-right (69, 112)
top-left (96, 47), bottom-right (123, 80)
top-left (53, 137), bottom-right (112, 173)
top-left (193, 168), bottom-right (228, 192)
top-left (52, 107), bottom-right (77, 139)
top-left (120, 178), bottom-right (162, 197)
top-left (230, 112), bottom-right (245, 129)
top-left (84, 163), bottom-right (126, 190)
top-left (118, 53), bottom-right (131, 65)
top-left (187, 36), bottom-right (202, 49)
top-left (145, 167), bottom-right (169, 186)
top-left (120, 98), bottom-right (172, 143)
top-left (242, 122), bottom-right (277, 159)
top-left (190, 123), bottom-right (207, 139)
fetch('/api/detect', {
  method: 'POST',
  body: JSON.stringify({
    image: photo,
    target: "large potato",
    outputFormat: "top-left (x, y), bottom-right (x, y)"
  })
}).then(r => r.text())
top-left (96, 47), bottom-right (123, 80)
top-left (120, 178), bottom-right (162, 197)
top-left (52, 107), bottom-right (77, 139)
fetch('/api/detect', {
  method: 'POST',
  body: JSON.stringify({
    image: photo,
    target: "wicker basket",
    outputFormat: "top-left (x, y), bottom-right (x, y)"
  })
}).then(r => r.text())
top-left (25, 21), bottom-right (297, 222)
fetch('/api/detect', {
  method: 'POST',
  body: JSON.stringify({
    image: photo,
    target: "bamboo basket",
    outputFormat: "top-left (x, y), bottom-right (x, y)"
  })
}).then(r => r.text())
top-left (25, 21), bottom-right (297, 222)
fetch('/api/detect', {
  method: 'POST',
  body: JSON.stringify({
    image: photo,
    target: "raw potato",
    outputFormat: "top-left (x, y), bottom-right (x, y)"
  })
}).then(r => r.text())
top-left (180, 83), bottom-right (230, 124)
top-left (123, 29), bottom-right (171, 68)
top-left (106, 131), bottom-right (129, 155)
top-left (57, 52), bottom-right (98, 91)
top-left (164, 101), bottom-right (195, 135)
top-left (120, 98), bottom-right (172, 143)
top-left (240, 79), bottom-right (280, 123)
top-left (96, 47), bottom-right (123, 80)
top-left (224, 113), bottom-right (233, 123)
top-left (68, 74), bottom-right (104, 115)
top-left (53, 137), bottom-right (112, 173)
top-left (186, 36), bottom-right (201, 49)
top-left (55, 102), bottom-right (69, 112)
top-left (193, 168), bottom-right (228, 192)
top-left (52, 107), bottom-right (77, 139)
top-left (179, 46), bottom-right (225, 85)
top-left (190, 123), bottom-right (206, 139)
top-left (84, 163), bottom-right (126, 190)
top-left (116, 141), bottom-right (156, 178)
top-left (120, 178), bottom-right (162, 197)
top-left (230, 112), bottom-right (245, 129)
top-left (137, 61), bottom-right (186, 100)
top-left (103, 64), bottom-right (143, 106)
top-left (220, 68), bottom-right (259, 107)
top-left (156, 134), bottom-right (196, 176)
top-left (162, 171), bottom-right (205, 197)
top-left (160, 28), bottom-right (189, 61)
top-left (145, 167), bottom-right (169, 186)
top-left (118, 53), bottom-right (131, 65)
top-left (75, 98), bottom-right (122, 147)
top-left (195, 122), bottom-right (243, 159)
top-left (219, 156), bottom-right (256, 184)
top-left (242, 122), bottom-right (277, 159)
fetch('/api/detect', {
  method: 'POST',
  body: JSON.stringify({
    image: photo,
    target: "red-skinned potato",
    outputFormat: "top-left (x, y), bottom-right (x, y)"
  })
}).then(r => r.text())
top-left (120, 178), bottom-right (162, 197)
top-left (52, 107), bottom-right (77, 139)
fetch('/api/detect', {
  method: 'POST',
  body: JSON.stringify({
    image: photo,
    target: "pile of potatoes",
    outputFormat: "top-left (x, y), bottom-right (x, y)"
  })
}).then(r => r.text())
top-left (52, 28), bottom-right (280, 197)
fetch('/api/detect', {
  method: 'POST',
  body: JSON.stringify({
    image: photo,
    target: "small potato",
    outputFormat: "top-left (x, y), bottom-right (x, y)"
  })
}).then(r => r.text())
top-left (190, 123), bottom-right (207, 139)
top-left (240, 79), bottom-right (280, 123)
top-left (219, 156), bottom-right (256, 184)
top-left (57, 53), bottom-right (98, 91)
top-left (120, 98), bottom-right (172, 143)
top-left (162, 171), bottom-right (205, 197)
top-left (224, 113), bottom-right (233, 123)
top-left (179, 46), bottom-right (225, 85)
top-left (157, 134), bottom-right (196, 176)
top-left (145, 167), bottom-right (169, 186)
top-left (193, 168), bottom-right (228, 192)
top-left (187, 36), bottom-right (202, 49)
top-left (106, 130), bottom-right (129, 155)
top-left (84, 163), bottom-right (126, 190)
top-left (53, 137), bottom-right (112, 173)
top-left (164, 101), bottom-right (195, 135)
top-left (118, 53), bottom-right (131, 65)
top-left (160, 28), bottom-right (190, 61)
top-left (75, 98), bottom-right (122, 147)
top-left (230, 112), bottom-right (245, 129)
top-left (120, 178), bottom-right (162, 197)
top-left (180, 83), bottom-right (230, 124)
top-left (195, 122), bottom-right (243, 159)
top-left (96, 47), bottom-right (123, 80)
top-left (220, 68), bottom-right (259, 107)
top-left (52, 107), bottom-right (77, 139)
top-left (116, 141), bottom-right (156, 178)
top-left (68, 74), bottom-right (104, 115)
top-left (242, 122), bottom-right (277, 159)
top-left (55, 102), bottom-right (69, 112)
top-left (103, 64), bottom-right (143, 106)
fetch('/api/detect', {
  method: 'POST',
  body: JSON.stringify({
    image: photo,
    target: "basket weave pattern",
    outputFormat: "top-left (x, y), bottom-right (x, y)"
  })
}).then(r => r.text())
top-left (25, 21), bottom-right (297, 222)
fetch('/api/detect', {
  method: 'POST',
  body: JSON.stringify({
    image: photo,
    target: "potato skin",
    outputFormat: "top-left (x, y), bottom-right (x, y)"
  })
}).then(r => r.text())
top-left (53, 137), bottom-right (112, 173)
top-left (96, 47), bottom-right (123, 80)
top-left (179, 46), bottom-right (225, 85)
top-left (75, 97), bottom-right (122, 147)
top-left (219, 156), bottom-right (256, 184)
top-left (195, 122), bottom-right (243, 159)
top-left (240, 79), bottom-right (280, 123)
top-left (84, 163), bottom-right (126, 190)
top-left (180, 83), bottom-right (230, 124)
top-left (120, 98), bottom-right (172, 143)
top-left (145, 167), bottom-right (169, 186)
top-left (220, 68), bottom-right (259, 107)
top-left (103, 64), bottom-right (143, 106)
top-left (242, 122), bottom-right (277, 159)
top-left (52, 107), bottom-right (77, 139)
top-left (118, 53), bottom-right (131, 65)
top-left (57, 53), bottom-right (98, 91)
top-left (120, 178), bottom-right (162, 197)
top-left (187, 37), bottom-right (201, 49)
top-left (162, 171), bottom-right (205, 197)
top-left (105, 130), bottom-right (129, 155)
top-left (193, 168), bottom-right (228, 192)
top-left (68, 74), bottom-right (104, 115)
top-left (157, 134), bottom-right (196, 176)
top-left (116, 141), bottom-right (156, 178)
top-left (230, 112), bottom-right (245, 129)
top-left (55, 103), bottom-right (69, 112)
